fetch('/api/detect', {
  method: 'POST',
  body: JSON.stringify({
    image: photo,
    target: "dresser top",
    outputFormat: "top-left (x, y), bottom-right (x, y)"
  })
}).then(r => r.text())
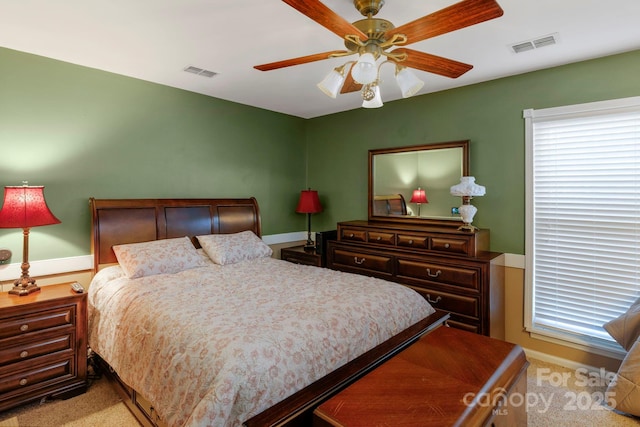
top-left (339, 219), bottom-right (484, 235)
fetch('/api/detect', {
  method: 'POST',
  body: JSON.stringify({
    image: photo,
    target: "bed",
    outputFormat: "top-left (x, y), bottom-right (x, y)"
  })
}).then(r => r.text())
top-left (87, 197), bottom-right (447, 427)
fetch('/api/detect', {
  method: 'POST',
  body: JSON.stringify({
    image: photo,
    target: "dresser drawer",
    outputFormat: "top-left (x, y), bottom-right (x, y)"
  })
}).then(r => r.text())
top-left (0, 332), bottom-right (73, 366)
top-left (431, 237), bottom-right (469, 255)
top-left (397, 234), bottom-right (428, 249)
top-left (331, 248), bottom-right (393, 275)
top-left (0, 306), bottom-right (75, 340)
top-left (396, 259), bottom-right (479, 291)
top-left (0, 357), bottom-right (74, 395)
top-left (340, 228), bottom-right (367, 242)
top-left (367, 231), bottom-right (395, 245)
top-left (408, 286), bottom-right (479, 319)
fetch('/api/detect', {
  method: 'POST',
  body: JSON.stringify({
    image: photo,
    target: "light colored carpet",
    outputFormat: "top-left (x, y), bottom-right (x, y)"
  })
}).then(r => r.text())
top-left (1, 358), bottom-right (638, 426)
top-left (526, 358), bottom-right (640, 427)
top-left (0, 375), bottom-right (140, 427)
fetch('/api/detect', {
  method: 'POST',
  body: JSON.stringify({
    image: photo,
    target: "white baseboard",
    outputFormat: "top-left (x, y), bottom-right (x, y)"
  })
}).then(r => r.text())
top-left (0, 255), bottom-right (93, 281)
top-left (0, 231), bottom-right (309, 281)
top-left (0, 231), bottom-right (524, 281)
top-left (524, 347), bottom-right (606, 373)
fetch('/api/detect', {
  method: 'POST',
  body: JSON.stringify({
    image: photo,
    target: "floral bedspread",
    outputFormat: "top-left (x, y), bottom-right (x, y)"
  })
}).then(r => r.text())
top-left (88, 257), bottom-right (434, 427)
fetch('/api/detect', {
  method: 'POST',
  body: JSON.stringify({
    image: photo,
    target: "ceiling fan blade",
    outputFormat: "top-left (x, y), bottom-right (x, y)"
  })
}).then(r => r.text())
top-left (282, 0), bottom-right (368, 41)
top-left (386, 0), bottom-right (503, 45)
top-left (393, 48), bottom-right (473, 78)
top-left (340, 72), bottom-right (362, 94)
top-left (254, 50), bottom-right (349, 71)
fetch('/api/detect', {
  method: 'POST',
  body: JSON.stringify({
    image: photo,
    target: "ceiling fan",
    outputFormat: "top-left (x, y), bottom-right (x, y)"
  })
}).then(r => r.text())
top-left (254, 0), bottom-right (504, 107)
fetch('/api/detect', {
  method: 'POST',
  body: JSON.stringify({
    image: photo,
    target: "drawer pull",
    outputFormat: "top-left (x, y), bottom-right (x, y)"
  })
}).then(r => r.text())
top-left (444, 243), bottom-right (450, 248)
top-left (376, 236), bottom-right (381, 241)
top-left (20, 350), bottom-right (29, 358)
top-left (426, 294), bottom-right (442, 304)
top-left (349, 233), bottom-right (354, 238)
top-left (20, 324), bottom-right (29, 332)
top-left (19, 378), bottom-right (28, 386)
top-left (408, 239), bottom-right (414, 245)
top-left (426, 268), bottom-right (442, 278)
top-left (354, 257), bottom-right (366, 265)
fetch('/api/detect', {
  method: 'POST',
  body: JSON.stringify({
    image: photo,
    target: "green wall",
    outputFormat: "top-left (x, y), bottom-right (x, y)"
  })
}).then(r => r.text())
top-left (0, 48), bottom-right (307, 261)
top-left (306, 49), bottom-right (640, 254)
top-left (1, 46), bottom-right (639, 261)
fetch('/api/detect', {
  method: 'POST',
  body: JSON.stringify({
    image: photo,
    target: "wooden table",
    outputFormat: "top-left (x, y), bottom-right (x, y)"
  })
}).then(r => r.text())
top-left (313, 325), bottom-right (528, 427)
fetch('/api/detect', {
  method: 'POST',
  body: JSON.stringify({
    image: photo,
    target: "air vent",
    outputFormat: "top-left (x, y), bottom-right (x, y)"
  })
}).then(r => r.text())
top-left (184, 66), bottom-right (218, 78)
top-left (510, 33), bottom-right (558, 54)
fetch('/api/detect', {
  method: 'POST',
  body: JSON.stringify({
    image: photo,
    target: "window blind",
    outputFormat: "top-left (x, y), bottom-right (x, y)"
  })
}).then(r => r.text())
top-left (524, 97), bottom-right (640, 352)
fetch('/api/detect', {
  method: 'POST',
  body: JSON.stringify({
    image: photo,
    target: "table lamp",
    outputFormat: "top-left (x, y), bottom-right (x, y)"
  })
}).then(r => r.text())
top-left (296, 189), bottom-right (323, 251)
top-left (410, 187), bottom-right (428, 216)
top-left (450, 177), bottom-right (485, 231)
top-left (0, 183), bottom-right (61, 295)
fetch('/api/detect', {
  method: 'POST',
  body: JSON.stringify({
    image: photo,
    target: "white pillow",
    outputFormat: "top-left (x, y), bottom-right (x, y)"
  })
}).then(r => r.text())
top-left (113, 236), bottom-right (207, 279)
top-left (197, 231), bottom-right (273, 265)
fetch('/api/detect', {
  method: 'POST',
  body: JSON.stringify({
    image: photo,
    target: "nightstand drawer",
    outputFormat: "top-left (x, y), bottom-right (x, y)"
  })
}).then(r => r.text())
top-left (0, 357), bottom-right (74, 395)
top-left (281, 245), bottom-right (323, 267)
top-left (0, 332), bottom-right (73, 366)
top-left (0, 306), bottom-right (75, 340)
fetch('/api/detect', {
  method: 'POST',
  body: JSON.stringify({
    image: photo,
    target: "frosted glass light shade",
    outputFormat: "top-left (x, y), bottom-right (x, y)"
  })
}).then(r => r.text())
top-left (317, 68), bottom-right (347, 98)
top-left (395, 67), bottom-right (424, 98)
top-left (450, 176), bottom-right (486, 197)
top-left (351, 53), bottom-right (377, 85)
top-left (362, 85), bottom-right (383, 109)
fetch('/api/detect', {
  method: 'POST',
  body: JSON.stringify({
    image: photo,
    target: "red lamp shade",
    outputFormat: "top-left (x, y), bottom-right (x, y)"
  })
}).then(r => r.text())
top-left (296, 189), bottom-right (323, 214)
top-left (0, 186), bottom-right (61, 228)
top-left (409, 188), bottom-right (428, 204)
top-left (0, 185), bottom-right (61, 296)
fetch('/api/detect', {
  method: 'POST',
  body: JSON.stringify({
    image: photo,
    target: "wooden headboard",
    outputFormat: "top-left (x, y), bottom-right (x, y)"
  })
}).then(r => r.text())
top-left (89, 197), bottom-right (261, 273)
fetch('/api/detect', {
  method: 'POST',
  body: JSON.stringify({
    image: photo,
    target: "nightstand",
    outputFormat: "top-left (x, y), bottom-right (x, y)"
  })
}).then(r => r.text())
top-left (281, 245), bottom-right (323, 267)
top-left (0, 283), bottom-right (88, 412)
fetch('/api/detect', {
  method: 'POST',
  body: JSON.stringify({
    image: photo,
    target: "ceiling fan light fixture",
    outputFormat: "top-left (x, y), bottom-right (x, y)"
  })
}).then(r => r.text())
top-left (317, 65), bottom-right (349, 98)
top-left (362, 83), bottom-right (383, 109)
top-left (351, 53), bottom-right (378, 85)
top-left (395, 66), bottom-right (424, 98)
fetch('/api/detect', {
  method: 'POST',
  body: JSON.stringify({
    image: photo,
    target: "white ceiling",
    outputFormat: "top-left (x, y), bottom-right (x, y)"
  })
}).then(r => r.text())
top-left (1, 0), bottom-right (639, 119)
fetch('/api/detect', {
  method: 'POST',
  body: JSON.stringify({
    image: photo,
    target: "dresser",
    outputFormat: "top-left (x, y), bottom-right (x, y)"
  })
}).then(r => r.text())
top-left (0, 283), bottom-right (88, 412)
top-left (327, 220), bottom-right (504, 338)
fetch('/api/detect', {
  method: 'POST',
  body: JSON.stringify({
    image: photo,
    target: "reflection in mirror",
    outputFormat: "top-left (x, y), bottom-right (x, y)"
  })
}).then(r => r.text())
top-left (369, 141), bottom-right (469, 224)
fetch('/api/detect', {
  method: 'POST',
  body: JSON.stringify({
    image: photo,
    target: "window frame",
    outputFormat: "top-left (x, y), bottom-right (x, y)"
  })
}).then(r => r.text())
top-left (524, 96), bottom-right (640, 359)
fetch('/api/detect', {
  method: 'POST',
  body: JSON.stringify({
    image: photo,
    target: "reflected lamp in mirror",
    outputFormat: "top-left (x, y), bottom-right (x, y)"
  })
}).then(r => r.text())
top-left (296, 189), bottom-right (323, 250)
top-left (0, 183), bottom-right (61, 296)
top-left (450, 177), bottom-right (485, 231)
top-left (409, 187), bottom-right (428, 216)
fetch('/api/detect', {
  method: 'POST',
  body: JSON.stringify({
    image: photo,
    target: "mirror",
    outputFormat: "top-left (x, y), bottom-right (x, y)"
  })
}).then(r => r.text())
top-left (368, 140), bottom-right (469, 225)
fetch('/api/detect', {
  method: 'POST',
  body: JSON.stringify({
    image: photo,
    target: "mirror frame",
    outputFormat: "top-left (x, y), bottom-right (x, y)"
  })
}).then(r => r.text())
top-left (368, 140), bottom-right (470, 226)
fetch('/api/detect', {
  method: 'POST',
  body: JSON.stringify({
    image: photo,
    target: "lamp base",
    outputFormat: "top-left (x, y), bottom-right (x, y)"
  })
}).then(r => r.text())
top-left (457, 223), bottom-right (479, 232)
top-left (9, 276), bottom-right (40, 296)
top-left (9, 283), bottom-right (40, 296)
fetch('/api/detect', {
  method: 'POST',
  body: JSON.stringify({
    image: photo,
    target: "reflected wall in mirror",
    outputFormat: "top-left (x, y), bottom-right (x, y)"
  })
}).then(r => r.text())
top-left (369, 140), bottom-right (469, 225)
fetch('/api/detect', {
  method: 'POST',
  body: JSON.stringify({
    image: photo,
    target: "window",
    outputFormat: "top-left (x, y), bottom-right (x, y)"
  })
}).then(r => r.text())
top-left (524, 96), bottom-right (640, 355)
